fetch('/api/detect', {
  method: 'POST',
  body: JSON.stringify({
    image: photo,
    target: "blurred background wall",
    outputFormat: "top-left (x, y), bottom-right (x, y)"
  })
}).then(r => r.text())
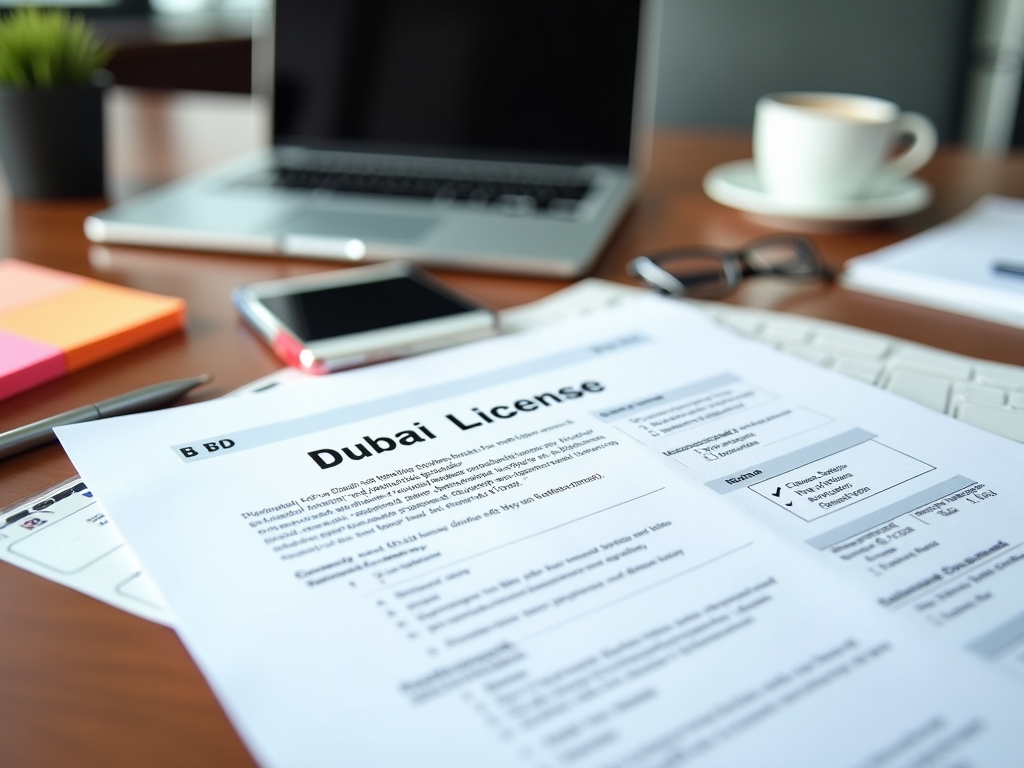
top-left (652, 0), bottom-right (975, 141)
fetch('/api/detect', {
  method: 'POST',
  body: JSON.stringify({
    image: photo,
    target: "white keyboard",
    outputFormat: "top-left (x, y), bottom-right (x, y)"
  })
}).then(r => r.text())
top-left (498, 279), bottom-right (1024, 443)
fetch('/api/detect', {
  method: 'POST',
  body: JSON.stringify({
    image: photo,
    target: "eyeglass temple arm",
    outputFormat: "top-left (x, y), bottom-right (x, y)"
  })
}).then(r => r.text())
top-left (629, 255), bottom-right (688, 295)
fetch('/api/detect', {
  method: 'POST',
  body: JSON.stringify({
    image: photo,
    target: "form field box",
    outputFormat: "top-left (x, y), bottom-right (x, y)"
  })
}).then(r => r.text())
top-left (748, 441), bottom-right (933, 522)
top-left (9, 504), bottom-right (121, 573)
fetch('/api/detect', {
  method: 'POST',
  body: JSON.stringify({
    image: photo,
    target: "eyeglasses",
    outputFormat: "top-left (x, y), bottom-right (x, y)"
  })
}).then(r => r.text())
top-left (627, 235), bottom-right (832, 299)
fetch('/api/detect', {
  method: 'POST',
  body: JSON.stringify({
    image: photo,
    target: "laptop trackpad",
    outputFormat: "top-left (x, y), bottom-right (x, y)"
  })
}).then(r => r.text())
top-left (286, 209), bottom-right (439, 243)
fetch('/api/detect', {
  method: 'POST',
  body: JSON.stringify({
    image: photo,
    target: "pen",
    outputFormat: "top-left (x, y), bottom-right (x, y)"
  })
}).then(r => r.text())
top-left (993, 261), bottom-right (1024, 278)
top-left (0, 374), bottom-right (211, 460)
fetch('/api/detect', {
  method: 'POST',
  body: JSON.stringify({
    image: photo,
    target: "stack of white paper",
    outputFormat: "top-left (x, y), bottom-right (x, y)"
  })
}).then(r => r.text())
top-left (841, 195), bottom-right (1024, 327)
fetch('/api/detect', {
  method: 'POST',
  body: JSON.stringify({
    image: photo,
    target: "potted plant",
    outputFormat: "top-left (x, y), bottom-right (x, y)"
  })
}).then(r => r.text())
top-left (0, 8), bottom-right (112, 198)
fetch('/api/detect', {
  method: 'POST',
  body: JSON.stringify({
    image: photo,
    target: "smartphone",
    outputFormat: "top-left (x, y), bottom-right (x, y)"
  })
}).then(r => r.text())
top-left (232, 262), bottom-right (496, 374)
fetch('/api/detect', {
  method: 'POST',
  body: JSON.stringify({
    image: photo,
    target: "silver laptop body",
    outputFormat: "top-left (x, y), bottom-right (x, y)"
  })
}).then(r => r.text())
top-left (86, 0), bottom-right (658, 278)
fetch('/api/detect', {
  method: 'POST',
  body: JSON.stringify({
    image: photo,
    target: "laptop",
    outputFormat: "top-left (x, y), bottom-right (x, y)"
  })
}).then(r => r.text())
top-left (85, 0), bottom-right (656, 278)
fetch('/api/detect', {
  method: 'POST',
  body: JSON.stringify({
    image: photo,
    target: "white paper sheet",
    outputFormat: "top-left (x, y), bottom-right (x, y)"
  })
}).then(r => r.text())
top-left (0, 476), bottom-right (172, 624)
top-left (841, 195), bottom-right (1024, 328)
top-left (56, 297), bottom-right (1024, 767)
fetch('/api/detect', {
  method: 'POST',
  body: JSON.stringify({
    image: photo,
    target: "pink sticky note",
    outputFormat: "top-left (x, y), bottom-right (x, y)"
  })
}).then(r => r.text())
top-left (0, 259), bottom-right (86, 313)
top-left (0, 330), bottom-right (66, 401)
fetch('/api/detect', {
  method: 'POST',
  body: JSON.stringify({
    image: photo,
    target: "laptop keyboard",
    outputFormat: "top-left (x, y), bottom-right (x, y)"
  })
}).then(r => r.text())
top-left (256, 160), bottom-right (592, 214)
top-left (498, 279), bottom-right (1024, 443)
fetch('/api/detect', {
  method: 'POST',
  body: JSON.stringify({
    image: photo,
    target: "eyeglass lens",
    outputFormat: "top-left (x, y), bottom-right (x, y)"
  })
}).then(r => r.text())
top-left (741, 237), bottom-right (821, 275)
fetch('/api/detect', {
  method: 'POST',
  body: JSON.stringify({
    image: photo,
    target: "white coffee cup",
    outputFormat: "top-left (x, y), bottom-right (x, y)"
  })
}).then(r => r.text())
top-left (753, 92), bottom-right (937, 204)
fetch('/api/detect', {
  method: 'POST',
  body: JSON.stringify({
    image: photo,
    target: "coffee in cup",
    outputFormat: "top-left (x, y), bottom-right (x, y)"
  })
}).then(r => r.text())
top-left (753, 92), bottom-right (937, 204)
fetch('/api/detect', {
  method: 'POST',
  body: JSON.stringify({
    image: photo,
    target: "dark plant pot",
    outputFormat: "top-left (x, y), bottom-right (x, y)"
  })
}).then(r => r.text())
top-left (0, 80), bottom-right (106, 199)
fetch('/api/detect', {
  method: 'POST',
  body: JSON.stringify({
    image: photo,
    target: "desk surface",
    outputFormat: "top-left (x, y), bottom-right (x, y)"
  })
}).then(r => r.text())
top-left (2, 89), bottom-right (1024, 768)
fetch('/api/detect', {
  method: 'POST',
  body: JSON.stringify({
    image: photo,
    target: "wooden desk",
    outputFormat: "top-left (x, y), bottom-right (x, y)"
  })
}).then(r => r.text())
top-left (2, 89), bottom-right (1024, 768)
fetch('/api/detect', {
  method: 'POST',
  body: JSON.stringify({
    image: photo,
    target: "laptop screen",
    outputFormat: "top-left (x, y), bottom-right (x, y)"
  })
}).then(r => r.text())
top-left (273, 0), bottom-right (642, 165)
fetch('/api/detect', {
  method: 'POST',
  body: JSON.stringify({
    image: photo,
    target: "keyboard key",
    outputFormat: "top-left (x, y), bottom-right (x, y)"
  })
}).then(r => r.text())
top-left (832, 357), bottom-right (884, 384)
top-left (953, 383), bottom-right (1006, 406)
top-left (497, 195), bottom-right (538, 215)
top-left (781, 344), bottom-right (830, 365)
top-left (955, 401), bottom-right (1024, 442)
top-left (973, 361), bottom-right (1024, 389)
top-left (813, 328), bottom-right (890, 359)
top-left (1010, 391), bottom-right (1024, 410)
top-left (890, 348), bottom-right (973, 380)
top-left (884, 371), bottom-right (951, 412)
top-left (760, 321), bottom-right (810, 344)
top-left (711, 312), bottom-right (763, 336)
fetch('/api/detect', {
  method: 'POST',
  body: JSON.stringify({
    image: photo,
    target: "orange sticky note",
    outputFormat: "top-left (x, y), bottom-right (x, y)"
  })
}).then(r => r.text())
top-left (0, 259), bottom-right (186, 399)
top-left (0, 282), bottom-right (185, 372)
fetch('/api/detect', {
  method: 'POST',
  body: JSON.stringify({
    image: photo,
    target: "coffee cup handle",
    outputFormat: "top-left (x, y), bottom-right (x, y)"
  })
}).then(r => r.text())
top-left (885, 112), bottom-right (938, 179)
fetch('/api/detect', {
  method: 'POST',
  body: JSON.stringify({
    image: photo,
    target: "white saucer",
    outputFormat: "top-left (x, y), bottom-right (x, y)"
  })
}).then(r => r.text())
top-left (703, 160), bottom-right (932, 226)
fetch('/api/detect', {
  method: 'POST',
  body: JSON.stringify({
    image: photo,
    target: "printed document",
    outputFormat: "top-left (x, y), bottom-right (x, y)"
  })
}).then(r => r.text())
top-left (56, 297), bottom-right (1024, 767)
top-left (0, 476), bottom-right (170, 624)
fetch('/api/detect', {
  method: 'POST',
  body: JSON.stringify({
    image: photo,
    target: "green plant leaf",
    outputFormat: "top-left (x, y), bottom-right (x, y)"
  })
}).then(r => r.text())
top-left (0, 8), bottom-right (113, 88)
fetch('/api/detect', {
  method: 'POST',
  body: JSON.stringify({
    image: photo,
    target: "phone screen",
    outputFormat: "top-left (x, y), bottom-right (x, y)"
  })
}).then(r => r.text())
top-left (259, 276), bottom-right (476, 342)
